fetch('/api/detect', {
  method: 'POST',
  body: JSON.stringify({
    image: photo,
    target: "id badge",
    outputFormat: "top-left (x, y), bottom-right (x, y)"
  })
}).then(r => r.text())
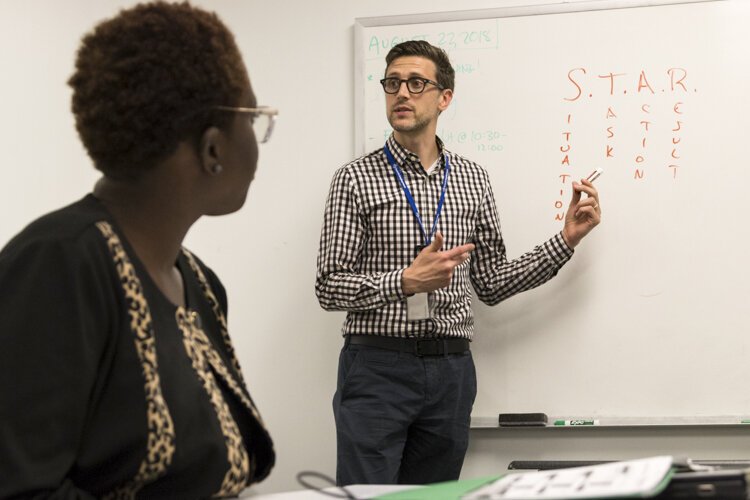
top-left (407, 293), bottom-right (431, 321)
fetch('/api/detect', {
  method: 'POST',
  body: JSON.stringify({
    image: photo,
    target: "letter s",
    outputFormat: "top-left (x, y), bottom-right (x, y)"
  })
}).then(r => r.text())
top-left (565, 68), bottom-right (586, 102)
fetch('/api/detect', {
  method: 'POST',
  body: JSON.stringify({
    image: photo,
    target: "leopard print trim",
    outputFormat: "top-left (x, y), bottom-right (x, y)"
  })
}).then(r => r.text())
top-left (181, 249), bottom-right (265, 424)
top-left (181, 249), bottom-right (245, 384)
top-left (96, 222), bottom-right (176, 499)
top-left (176, 309), bottom-right (253, 497)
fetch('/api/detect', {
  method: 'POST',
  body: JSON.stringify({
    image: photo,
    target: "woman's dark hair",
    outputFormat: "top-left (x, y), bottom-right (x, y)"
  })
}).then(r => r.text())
top-left (385, 40), bottom-right (455, 91)
top-left (68, 1), bottom-right (249, 179)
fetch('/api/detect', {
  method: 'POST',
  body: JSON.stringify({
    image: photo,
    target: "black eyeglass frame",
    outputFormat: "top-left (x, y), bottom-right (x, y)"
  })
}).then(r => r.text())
top-left (379, 77), bottom-right (445, 94)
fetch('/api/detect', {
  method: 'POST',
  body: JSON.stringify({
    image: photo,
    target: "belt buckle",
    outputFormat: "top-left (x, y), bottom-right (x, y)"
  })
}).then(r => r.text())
top-left (414, 339), bottom-right (427, 357)
top-left (414, 339), bottom-right (439, 357)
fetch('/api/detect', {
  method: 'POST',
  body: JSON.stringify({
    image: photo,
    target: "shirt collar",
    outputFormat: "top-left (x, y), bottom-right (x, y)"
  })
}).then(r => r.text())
top-left (385, 134), bottom-right (447, 173)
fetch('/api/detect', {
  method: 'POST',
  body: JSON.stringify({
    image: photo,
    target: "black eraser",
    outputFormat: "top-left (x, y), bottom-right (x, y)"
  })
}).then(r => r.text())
top-left (498, 412), bottom-right (548, 426)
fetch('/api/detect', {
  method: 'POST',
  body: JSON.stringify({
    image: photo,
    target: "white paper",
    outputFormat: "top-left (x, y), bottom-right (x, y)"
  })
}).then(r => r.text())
top-left (463, 456), bottom-right (673, 499)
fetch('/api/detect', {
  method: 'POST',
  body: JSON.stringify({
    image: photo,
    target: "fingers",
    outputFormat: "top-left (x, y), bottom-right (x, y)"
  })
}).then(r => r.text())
top-left (571, 178), bottom-right (601, 217)
top-left (569, 181), bottom-right (583, 207)
top-left (429, 244), bottom-right (473, 288)
top-left (575, 205), bottom-right (599, 219)
top-left (423, 233), bottom-right (474, 259)
top-left (406, 236), bottom-right (474, 294)
top-left (576, 179), bottom-right (599, 199)
top-left (425, 232), bottom-right (444, 252)
top-left (442, 242), bottom-right (476, 261)
top-left (420, 233), bottom-right (474, 264)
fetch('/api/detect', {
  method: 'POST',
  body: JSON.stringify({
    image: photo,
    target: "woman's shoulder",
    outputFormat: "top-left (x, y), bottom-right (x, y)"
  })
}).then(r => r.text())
top-left (1, 194), bottom-right (110, 261)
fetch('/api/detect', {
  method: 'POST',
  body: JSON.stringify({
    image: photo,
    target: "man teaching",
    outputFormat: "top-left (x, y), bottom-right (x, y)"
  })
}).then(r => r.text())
top-left (316, 40), bottom-right (601, 486)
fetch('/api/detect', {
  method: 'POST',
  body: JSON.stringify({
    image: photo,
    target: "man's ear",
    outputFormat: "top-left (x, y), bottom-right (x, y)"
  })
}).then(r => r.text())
top-left (438, 88), bottom-right (453, 113)
top-left (199, 126), bottom-right (224, 175)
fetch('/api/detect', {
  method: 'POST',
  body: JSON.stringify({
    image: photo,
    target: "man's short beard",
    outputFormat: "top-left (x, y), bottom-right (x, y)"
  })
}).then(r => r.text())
top-left (389, 114), bottom-right (431, 134)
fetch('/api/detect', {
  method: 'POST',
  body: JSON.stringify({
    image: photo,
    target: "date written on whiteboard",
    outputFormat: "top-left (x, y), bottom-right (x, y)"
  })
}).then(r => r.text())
top-left (366, 22), bottom-right (498, 56)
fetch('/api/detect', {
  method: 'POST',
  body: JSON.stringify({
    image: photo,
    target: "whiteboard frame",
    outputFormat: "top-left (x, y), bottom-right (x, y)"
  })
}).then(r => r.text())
top-left (353, 0), bottom-right (723, 156)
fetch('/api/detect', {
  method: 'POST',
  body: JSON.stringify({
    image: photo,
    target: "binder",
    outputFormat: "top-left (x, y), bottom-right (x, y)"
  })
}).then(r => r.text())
top-left (656, 469), bottom-right (749, 499)
top-left (462, 456), bottom-right (674, 499)
top-left (376, 457), bottom-right (750, 499)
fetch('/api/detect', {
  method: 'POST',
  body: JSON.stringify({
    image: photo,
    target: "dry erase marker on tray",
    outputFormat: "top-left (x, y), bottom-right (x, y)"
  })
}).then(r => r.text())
top-left (553, 419), bottom-right (600, 426)
top-left (586, 168), bottom-right (604, 183)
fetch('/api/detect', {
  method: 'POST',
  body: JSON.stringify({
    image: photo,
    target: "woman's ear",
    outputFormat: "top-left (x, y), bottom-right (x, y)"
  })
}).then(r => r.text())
top-left (199, 126), bottom-right (224, 176)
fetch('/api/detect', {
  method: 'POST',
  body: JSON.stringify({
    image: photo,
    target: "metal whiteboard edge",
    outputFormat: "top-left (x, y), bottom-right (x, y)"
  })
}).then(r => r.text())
top-left (353, 22), bottom-right (366, 156)
top-left (354, 0), bottom-right (724, 28)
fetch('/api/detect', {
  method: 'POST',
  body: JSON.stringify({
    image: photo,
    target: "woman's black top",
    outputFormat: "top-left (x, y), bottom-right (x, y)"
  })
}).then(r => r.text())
top-left (0, 195), bottom-right (274, 499)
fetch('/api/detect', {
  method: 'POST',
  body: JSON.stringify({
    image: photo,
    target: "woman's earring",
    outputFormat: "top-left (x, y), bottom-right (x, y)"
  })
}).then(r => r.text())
top-left (211, 164), bottom-right (223, 174)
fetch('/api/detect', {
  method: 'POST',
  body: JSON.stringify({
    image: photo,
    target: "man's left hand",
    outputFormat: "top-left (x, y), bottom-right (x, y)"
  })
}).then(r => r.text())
top-left (561, 178), bottom-right (601, 249)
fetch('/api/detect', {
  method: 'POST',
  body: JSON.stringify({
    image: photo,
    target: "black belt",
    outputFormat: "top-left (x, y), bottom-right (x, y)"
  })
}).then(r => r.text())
top-left (346, 335), bottom-right (470, 357)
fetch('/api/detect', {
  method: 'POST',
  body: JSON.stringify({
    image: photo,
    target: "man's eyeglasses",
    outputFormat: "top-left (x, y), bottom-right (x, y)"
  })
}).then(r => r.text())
top-left (213, 106), bottom-right (279, 143)
top-left (380, 77), bottom-right (445, 95)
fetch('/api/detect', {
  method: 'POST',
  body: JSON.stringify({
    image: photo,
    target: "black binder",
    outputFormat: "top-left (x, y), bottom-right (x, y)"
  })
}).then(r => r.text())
top-left (655, 469), bottom-right (749, 499)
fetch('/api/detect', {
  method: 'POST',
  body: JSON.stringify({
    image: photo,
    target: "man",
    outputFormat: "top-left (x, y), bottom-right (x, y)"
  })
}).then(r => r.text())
top-left (315, 40), bottom-right (600, 486)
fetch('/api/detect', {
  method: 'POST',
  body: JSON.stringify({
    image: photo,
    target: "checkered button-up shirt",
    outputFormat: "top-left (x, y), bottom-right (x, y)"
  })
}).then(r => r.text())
top-left (315, 134), bottom-right (573, 339)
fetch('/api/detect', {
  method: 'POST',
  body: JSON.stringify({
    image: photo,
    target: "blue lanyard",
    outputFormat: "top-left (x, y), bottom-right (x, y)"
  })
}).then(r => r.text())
top-left (384, 143), bottom-right (450, 246)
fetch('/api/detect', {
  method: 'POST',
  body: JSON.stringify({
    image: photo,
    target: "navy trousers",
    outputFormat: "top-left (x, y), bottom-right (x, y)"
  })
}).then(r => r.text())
top-left (333, 341), bottom-right (477, 486)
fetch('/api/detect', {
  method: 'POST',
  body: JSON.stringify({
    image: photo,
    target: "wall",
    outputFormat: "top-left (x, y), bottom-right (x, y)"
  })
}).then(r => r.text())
top-left (2, 1), bottom-right (748, 495)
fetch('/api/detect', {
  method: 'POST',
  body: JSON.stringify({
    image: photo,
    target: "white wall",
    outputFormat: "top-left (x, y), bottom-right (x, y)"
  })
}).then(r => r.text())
top-left (3, 1), bottom-right (749, 496)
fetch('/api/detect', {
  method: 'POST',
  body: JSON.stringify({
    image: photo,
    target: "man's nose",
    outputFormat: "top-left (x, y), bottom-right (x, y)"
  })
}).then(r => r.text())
top-left (396, 81), bottom-right (411, 98)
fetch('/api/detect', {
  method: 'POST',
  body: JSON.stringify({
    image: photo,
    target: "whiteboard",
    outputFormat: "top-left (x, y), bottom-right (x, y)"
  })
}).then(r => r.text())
top-left (355, 0), bottom-right (750, 419)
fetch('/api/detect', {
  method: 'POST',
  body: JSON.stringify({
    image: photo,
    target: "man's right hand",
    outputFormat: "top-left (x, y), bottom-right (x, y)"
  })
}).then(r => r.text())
top-left (401, 232), bottom-right (475, 295)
